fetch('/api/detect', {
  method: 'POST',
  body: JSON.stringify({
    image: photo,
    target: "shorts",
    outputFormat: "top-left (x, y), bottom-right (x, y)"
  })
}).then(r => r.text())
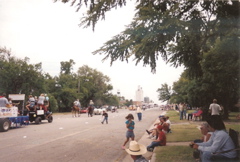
top-left (126, 130), bottom-right (135, 138)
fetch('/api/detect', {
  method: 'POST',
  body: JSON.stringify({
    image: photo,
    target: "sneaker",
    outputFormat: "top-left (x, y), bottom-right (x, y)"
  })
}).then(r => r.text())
top-left (146, 130), bottom-right (151, 135)
top-left (121, 146), bottom-right (125, 150)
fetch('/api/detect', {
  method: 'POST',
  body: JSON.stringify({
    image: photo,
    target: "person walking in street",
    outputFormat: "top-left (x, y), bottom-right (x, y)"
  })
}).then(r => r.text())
top-left (125, 141), bottom-right (148, 162)
top-left (209, 99), bottom-right (222, 116)
top-left (122, 113), bottom-right (135, 150)
top-left (101, 110), bottom-right (108, 124)
top-left (136, 106), bottom-right (142, 121)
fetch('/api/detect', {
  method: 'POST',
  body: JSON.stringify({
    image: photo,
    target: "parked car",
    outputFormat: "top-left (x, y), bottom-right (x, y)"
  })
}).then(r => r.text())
top-left (80, 108), bottom-right (87, 113)
top-left (93, 108), bottom-right (103, 115)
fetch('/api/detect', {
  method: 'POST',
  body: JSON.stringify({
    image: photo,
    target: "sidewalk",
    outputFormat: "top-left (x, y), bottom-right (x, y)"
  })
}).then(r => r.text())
top-left (122, 112), bottom-right (166, 162)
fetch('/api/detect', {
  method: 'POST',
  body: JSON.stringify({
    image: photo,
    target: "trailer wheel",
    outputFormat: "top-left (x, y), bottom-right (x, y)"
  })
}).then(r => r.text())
top-left (0, 118), bottom-right (11, 132)
top-left (35, 117), bottom-right (41, 124)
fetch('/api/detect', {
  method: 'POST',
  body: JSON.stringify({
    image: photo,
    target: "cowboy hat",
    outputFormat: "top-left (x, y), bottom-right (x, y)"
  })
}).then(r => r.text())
top-left (125, 141), bottom-right (147, 155)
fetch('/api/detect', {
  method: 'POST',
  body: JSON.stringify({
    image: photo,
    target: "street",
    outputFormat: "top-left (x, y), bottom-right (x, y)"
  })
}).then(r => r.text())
top-left (0, 108), bottom-right (163, 162)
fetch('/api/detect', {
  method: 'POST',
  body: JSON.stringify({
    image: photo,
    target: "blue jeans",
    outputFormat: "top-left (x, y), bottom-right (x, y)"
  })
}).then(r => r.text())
top-left (137, 113), bottom-right (142, 121)
top-left (102, 117), bottom-right (108, 124)
top-left (201, 151), bottom-right (235, 162)
top-left (179, 111), bottom-right (184, 120)
top-left (147, 141), bottom-right (162, 149)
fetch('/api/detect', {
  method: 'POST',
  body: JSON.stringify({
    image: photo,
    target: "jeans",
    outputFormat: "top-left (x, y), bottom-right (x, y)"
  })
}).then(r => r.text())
top-left (137, 113), bottom-right (142, 121)
top-left (201, 151), bottom-right (236, 162)
top-left (102, 117), bottom-right (108, 124)
top-left (180, 111), bottom-right (184, 120)
top-left (147, 141), bottom-right (162, 149)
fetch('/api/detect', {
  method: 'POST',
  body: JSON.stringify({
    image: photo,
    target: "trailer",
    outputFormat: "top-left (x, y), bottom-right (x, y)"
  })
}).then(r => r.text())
top-left (0, 94), bottom-right (29, 132)
top-left (0, 106), bottom-right (29, 132)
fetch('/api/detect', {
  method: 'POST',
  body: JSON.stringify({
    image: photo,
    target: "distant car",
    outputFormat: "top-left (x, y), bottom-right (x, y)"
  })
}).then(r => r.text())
top-left (80, 108), bottom-right (87, 113)
top-left (94, 108), bottom-right (103, 115)
top-left (106, 106), bottom-right (112, 111)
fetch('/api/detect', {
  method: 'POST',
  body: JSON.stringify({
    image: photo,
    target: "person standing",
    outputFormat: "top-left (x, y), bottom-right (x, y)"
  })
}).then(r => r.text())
top-left (122, 114), bottom-right (135, 149)
top-left (101, 110), bottom-right (108, 124)
top-left (209, 99), bottom-right (222, 116)
top-left (125, 141), bottom-right (148, 162)
top-left (136, 106), bottom-right (142, 121)
top-left (183, 103), bottom-right (187, 119)
top-left (37, 94), bottom-right (45, 110)
top-left (179, 103), bottom-right (184, 120)
top-left (0, 93), bottom-right (9, 107)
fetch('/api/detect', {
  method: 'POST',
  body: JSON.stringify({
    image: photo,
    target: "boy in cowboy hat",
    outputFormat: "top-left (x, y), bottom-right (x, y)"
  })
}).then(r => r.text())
top-left (125, 141), bottom-right (148, 162)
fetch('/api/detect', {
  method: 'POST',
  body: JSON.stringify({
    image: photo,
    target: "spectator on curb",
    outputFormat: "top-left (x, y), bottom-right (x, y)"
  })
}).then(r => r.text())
top-left (147, 125), bottom-right (166, 152)
top-left (125, 141), bottom-right (148, 162)
top-left (193, 122), bottom-right (212, 143)
top-left (166, 116), bottom-right (172, 133)
top-left (190, 115), bottom-right (237, 161)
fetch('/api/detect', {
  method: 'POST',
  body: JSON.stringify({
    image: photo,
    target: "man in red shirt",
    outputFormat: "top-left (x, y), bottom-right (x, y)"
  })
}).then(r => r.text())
top-left (147, 125), bottom-right (166, 152)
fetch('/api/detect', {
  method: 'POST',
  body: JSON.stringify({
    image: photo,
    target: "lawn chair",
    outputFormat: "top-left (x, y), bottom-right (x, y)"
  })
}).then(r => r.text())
top-left (212, 128), bottom-right (240, 161)
top-left (193, 110), bottom-right (203, 121)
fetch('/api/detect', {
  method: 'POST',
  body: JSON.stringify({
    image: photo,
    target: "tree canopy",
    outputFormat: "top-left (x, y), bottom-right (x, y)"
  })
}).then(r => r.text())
top-left (56, 0), bottom-right (240, 118)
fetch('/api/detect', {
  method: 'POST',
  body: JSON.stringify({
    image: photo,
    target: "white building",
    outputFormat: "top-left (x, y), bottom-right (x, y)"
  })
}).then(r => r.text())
top-left (135, 85), bottom-right (143, 102)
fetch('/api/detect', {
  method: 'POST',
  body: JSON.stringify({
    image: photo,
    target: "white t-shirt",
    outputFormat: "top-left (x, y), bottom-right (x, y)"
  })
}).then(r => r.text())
top-left (209, 103), bottom-right (222, 115)
top-left (37, 96), bottom-right (45, 105)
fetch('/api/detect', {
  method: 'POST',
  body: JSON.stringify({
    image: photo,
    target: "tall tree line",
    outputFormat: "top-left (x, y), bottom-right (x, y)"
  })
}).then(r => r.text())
top-left (0, 48), bottom-right (120, 112)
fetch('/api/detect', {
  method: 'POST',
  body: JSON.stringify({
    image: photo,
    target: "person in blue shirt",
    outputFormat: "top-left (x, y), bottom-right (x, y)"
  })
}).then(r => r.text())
top-left (122, 113), bottom-right (135, 150)
top-left (190, 115), bottom-right (237, 162)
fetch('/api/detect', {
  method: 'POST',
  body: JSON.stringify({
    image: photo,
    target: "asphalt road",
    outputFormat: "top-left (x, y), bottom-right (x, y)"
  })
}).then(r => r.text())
top-left (0, 107), bottom-right (163, 162)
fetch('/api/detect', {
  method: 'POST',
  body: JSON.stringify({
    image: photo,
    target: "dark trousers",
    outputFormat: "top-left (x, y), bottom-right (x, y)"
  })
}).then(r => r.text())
top-left (137, 113), bottom-right (142, 121)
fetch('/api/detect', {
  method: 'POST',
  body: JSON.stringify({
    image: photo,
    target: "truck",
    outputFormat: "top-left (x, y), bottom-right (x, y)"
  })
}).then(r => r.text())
top-left (0, 94), bottom-right (29, 132)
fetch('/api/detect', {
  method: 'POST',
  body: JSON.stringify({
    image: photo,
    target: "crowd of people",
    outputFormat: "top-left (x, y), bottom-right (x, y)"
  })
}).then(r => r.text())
top-left (124, 99), bottom-right (237, 162)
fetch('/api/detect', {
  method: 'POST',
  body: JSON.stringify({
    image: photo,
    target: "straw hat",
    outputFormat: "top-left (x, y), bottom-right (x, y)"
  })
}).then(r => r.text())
top-left (125, 141), bottom-right (147, 155)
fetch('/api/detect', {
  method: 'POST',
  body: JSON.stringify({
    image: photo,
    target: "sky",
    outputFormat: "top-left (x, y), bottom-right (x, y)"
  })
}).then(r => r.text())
top-left (0, 0), bottom-right (184, 104)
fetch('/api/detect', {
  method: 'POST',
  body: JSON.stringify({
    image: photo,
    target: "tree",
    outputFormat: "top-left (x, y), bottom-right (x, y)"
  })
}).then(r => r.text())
top-left (57, 1), bottom-right (239, 74)
top-left (157, 83), bottom-right (171, 103)
top-left (77, 65), bottom-right (113, 107)
top-left (60, 59), bottom-right (75, 75)
top-left (0, 47), bottom-right (45, 96)
top-left (57, 0), bottom-right (239, 118)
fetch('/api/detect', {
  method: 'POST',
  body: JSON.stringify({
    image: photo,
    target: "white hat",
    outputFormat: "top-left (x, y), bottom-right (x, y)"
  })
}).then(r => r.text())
top-left (125, 141), bottom-right (147, 155)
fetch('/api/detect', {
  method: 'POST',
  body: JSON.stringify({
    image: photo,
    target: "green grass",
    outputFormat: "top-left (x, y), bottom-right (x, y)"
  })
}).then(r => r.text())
top-left (154, 110), bottom-right (240, 161)
top-left (168, 124), bottom-right (200, 142)
top-left (155, 146), bottom-right (194, 162)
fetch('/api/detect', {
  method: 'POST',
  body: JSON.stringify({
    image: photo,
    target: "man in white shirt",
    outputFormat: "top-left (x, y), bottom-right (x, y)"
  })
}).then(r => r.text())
top-left (191, 115), bottom-right (237, 161)
top-left (209, 99), bottom-right (222, 115)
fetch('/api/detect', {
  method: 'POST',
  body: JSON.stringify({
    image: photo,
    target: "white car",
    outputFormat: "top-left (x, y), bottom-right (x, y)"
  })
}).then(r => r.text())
top-left (93, 108), bottom-right (103, 115)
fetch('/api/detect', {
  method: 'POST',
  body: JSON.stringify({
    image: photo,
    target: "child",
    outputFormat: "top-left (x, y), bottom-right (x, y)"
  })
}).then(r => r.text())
top-left (122, 113), bottom-right (135, 149)
top-left (147, 125), bottom-right (166, 152)
top-left (101, 111), bottom-right (108, 124)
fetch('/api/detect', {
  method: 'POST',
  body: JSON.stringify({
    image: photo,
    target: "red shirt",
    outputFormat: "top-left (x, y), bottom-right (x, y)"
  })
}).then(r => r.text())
top-left (158, 131), bottom-right (166, 146)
